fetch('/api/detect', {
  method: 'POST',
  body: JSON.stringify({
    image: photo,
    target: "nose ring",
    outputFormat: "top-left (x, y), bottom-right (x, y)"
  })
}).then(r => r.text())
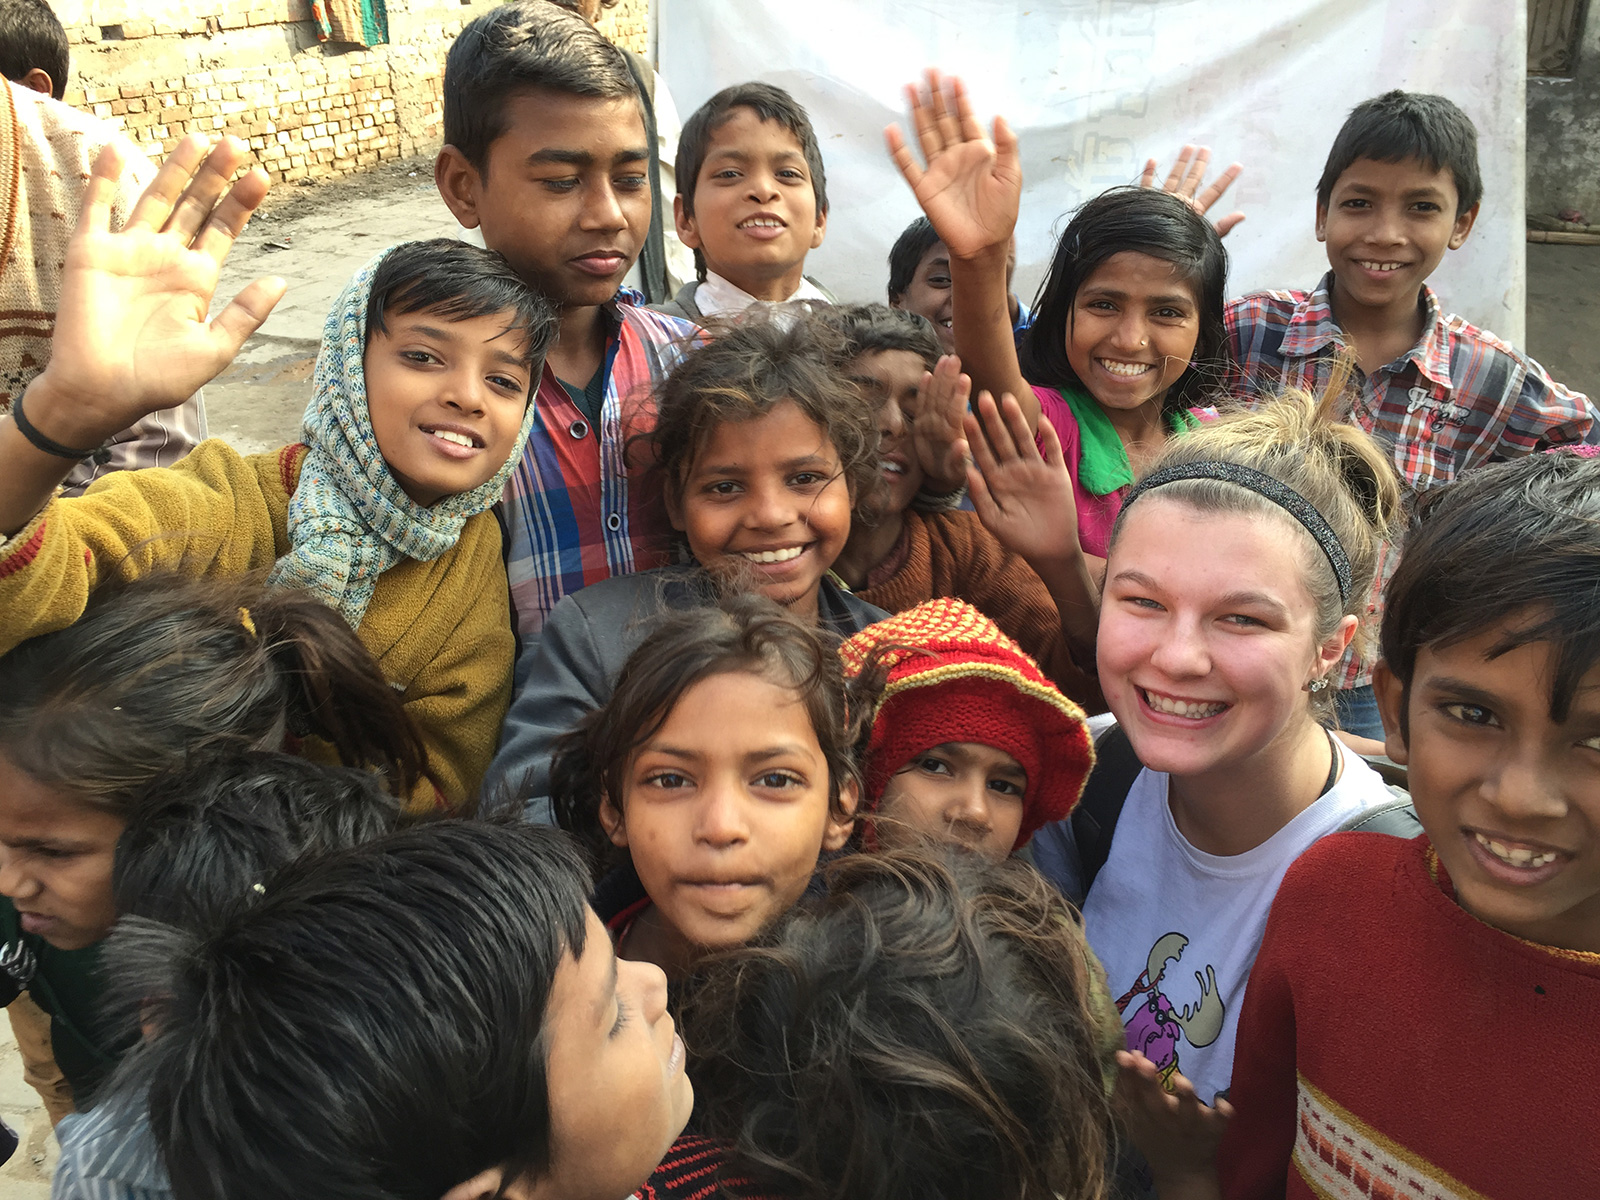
top-left (1139, 338), bottom-right (1148, 347)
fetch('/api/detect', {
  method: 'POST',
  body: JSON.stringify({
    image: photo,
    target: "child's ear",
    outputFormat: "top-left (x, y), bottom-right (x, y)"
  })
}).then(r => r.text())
top-left (1372, 660), bottom-right (1410, 765)
top-left (809, 204), bottom-right (828, 251)
top-left (1315, 202), bottom-right (1328, 243)
top-left (674, 194), bottom-right (703, 251)
top-left (435, 146), bottom-right (484, 230)
top-left (822, 778), bottom-right (859, 852)
top-left (1448, 201), bottom-right (1481, 250)
top-left (440, 1168), bottom-right (508, 1200)
top-left (598, 789), bottom-right (630, 849)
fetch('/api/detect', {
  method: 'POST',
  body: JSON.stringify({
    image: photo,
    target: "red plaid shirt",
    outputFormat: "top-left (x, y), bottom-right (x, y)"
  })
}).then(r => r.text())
top-left (1227, 273), bottom-right (1593, 688)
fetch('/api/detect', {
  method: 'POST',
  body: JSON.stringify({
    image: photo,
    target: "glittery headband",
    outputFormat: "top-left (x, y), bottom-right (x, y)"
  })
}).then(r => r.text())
top-left (1123, 461), bottom-right (1353, 602)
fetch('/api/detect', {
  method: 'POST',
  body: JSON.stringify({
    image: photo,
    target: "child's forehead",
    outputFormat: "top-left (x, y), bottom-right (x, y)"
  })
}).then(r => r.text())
top-left (920, 741), bottom-right (1028, 774)
top-left (1329, 154), bottom-right (1459, 199)
top-left (849, 349), bottom-right (930, 394)
top-left (493, 85), bottom-right (646, 155)
top-left (692, 400), bottom-right (838, 461)
top-left (703, 105), bottom-right (808, 158)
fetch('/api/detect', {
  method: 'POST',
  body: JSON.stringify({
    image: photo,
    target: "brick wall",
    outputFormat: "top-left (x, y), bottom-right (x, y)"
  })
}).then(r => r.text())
top-left (50, 0), bottom-right (655, 186)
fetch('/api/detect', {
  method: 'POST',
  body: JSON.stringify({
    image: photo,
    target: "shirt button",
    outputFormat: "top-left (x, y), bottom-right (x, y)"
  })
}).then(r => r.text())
top-left (606, 512), bottom-right (622, 532)
top-left (568, 419), bottom-right (589, 440)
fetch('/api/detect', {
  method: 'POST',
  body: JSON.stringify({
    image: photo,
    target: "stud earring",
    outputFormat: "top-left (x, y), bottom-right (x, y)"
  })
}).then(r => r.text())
top-left (1307, 677), bottom-right (1329, 693)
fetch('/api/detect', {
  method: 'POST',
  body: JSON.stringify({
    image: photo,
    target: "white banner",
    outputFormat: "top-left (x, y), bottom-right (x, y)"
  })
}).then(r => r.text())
top-left (660, 0), bottom-right (1526, 342)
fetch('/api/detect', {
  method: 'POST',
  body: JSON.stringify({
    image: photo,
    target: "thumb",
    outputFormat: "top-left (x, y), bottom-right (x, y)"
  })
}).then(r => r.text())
top-left (208, 275), bottom-right (287, 359)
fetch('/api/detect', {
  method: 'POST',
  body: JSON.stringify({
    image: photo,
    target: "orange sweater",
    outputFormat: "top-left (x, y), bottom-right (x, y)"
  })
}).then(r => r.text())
top-left (855, 509), bottom-right (1104, 712)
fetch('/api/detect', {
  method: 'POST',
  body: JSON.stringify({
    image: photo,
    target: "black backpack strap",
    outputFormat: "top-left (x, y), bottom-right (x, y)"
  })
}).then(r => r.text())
top-left (1340, 786), bottom-right (1424, 839)
top-left (1070, 724), bottom-right (1145, 895)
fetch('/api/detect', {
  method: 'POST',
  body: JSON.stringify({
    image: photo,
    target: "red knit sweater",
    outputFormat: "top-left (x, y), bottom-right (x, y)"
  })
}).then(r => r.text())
top-left (1219, 832), bottom-right (1600, 1199)
top-left (633, 1134), bottom-right (778, 1200)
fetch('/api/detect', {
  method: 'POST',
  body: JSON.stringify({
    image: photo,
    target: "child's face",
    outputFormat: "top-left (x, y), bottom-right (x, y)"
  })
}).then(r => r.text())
top-left (850, 350), bottom-right (927, 520)
top-left (1065, 251), bottom-right (1199, 416)
top-left (601, 669), bottom-right (855, 961)
top-left (669, 400), bottom-right (853, 622)
top-left (364, 308), bottom-right (533, 506)
top-left (436, 88), bottom-right (650, 308)
top-left (1098, 499), bottom-right (1352, 778)
top-left (675, 107), bottom-right (826, 291)
top-left (894, 241), bottom-right (955, 352)
top-left (0, 755), bottom-right (124, 950)
top-left (533, 909), bottom-right (693, 1200)
top-left (876, 742), bottom-right (1026, 861)
top-left (1316, 156), bottom-right (1478, 315)
top-left (1375, 625), bottom-right (1600, 954)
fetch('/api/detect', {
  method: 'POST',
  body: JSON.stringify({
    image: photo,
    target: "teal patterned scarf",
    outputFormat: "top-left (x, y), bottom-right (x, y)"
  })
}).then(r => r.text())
top-left (268, 248), bottom-right (537, 627)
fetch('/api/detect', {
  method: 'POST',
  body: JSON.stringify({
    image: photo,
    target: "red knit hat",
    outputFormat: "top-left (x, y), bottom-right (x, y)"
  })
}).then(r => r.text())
top-left (839, 599), bottom-right (1094, 848)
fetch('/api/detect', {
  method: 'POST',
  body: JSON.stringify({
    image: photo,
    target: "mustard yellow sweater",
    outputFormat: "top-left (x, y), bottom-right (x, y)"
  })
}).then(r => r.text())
top-left (0, 440), bottom-right (512, 811)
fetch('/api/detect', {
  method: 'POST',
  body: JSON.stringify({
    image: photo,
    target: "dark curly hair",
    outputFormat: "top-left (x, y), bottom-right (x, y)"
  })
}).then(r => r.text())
top-left (685, 844), bottom-right (1114, 1200)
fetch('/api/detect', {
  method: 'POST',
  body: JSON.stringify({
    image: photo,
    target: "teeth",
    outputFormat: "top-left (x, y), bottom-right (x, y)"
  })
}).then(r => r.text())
top-left (1098, 359), bottom-right (1153, 377)
top-left (1474, 832), bottom-right (1558, 868)
top-left (1357, 260), bottom-right (1403, 272)
top-left (1142, 689), bottom-right (1227, 719)
top-left (880, 460), bottom-right (906, 475)
top-left (743, 546), bottom-right (805, 564)
top-left (740, 218), bottom-right (784, 228)
top-left (430, 429), bottom-right (475, 448)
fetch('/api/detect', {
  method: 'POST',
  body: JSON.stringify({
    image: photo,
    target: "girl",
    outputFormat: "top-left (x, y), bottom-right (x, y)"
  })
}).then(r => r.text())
top-left (491, 312), bottom-right (886, 818)
top-left (887, 72), bottom-right (1230, 565)
top-left (1019, 388), bottom-right (1406, 1197)
top-left (0, 572), bottom-right (423, 1117)
top-left (0, 137), bottom-right (558, 810)
top-left (549, 596), bottom-right (860, 980)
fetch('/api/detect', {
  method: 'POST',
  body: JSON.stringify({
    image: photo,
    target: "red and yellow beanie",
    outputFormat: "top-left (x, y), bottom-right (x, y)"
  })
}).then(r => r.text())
top-left (839, 598), bottom-right (1094, 848)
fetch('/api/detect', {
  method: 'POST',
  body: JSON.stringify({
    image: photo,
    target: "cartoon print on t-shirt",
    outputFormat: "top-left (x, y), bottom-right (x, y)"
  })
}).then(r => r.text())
top-left (1115, 931), bottom-right (1227, 1090)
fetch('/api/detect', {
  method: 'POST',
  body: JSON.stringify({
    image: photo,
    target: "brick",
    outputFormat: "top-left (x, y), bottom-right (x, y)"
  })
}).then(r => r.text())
top-left (110, 99), bottom-right (129, 115)
top-left (218, 12), bottom-right (247, 29)
top-left (189, 72), bottom-right (214, 87)
top-left (120, 83), bottom-right (152, 99)
top-left (126, 98), bottom-right (146, 113)
top-left (121, 19), bottom-right (156, 39)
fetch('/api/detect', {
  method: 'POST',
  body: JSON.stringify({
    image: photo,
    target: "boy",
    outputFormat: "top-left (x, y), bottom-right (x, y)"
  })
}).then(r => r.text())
top-left (0, 0), bottom-right (67, 97)
top-left (1134, 452), bottom-right (1600, 1197)
top-left (651, 81), bottom-right (834, 322)
top-left (1225, 91), bottom-right (1594, 738)
top-left (433, 2), bottom-right (701, 665)
top-left (839, 598), bottom-right (1094, 862)
top-left (887, 215), bottom-right (1030, 353)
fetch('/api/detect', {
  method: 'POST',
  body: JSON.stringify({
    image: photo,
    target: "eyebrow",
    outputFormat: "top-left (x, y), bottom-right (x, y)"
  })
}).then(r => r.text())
top-left (526, 147), bottom-right (649, 167)
top-left (1079, 286), bottom-right (1194, 306)
top-left (1215, 590), bottom-right (1291, 618)
top-left (1418, 675), bottom-right (1504, 706)
top-left (1109, 569), bottom-right (1161, 590)
top-left (706, 146), bottom-right (806, 166)
top-left (693, 453), bottom-right (833, 477)
top-left (1339, 182), bottom-right (1448, 199)
top-left (406, 325), bottom-right (529, 372)
top-left (646, 743), bottom-right (815, 764)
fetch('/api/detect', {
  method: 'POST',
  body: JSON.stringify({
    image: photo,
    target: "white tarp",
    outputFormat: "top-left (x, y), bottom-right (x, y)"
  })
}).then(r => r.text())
top-left (659, 0), bottom-right (1526, 342)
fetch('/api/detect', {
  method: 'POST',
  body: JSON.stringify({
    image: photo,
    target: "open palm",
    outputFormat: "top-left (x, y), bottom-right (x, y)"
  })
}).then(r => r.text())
top-left (964, 391), bottom-right (1081, 566)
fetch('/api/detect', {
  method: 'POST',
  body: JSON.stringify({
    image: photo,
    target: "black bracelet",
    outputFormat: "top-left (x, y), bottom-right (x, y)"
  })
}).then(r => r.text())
top-left (9, 388), bottom-right (110, 462)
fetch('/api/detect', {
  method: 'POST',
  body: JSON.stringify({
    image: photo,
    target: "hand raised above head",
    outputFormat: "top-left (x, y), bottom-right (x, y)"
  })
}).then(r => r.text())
top-left (884, 70), bottom-right (1021, 261)
top-left (1140, 143), bottom-right (1246, 237)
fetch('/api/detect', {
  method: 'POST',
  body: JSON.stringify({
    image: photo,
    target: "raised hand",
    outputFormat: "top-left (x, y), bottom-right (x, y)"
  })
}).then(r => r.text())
top-left (1140, 143), bottom-right (1245, 237)
top-left (1113, 1050), bottom-right (1232, 1199)
top-left (25, 134), bottom-right (285, 450)
top-left (961, 390), bottom-right (1080, 566)
top-left (909, 354), bottom-right (971, 494)
top-left (884, 70), bottom-right (1021, 260)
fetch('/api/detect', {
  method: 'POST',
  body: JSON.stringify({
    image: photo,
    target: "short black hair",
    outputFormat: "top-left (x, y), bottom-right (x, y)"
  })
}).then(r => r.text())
top-left (819, 302), bottom-right (941, 371)
top-left (130, 821), bottom-right (593, 1200)
top-left (113, 750), bottom-right (401, 930)
top-left (1381, 451), bottom-right (1600, 735)
top-left (1316, 90), bottom-right (1482, 216)
top-left (442, 0), bottom-right (639, 177)
top-left (366, 239), bottom-right (561, 380)
top-left (675, 82), bottom-right (829, 280)
top-left (886, 216), bottom-right (942, 304)
top-left (0, 0), bottom-right (68, 99)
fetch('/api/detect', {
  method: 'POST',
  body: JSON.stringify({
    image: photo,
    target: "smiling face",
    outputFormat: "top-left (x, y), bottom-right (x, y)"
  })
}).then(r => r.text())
top-left (676, 106), bottom-right (826, 299)
top-left (670, 400), bottom-right (853, 623)
top-left (1097, 498), bottom-right (1351, 779)
top-left (875, 742), bottom-right (1026, 861)
top-left (850, 350), bottom-right (927, 519)
top-left (599, 670), bottom-right (855, 966)
top-left (0, 754), bottom-right (125, 951)
top-left (1317, 156), bottom-right (1478, 319)
top-left (1065, 251), bottom-right (1200, 418)
top-left (894, 241), bottom-right (955, 352)
top-left (364, 308), bottom-right (533, 507)
top-left (436, 87), bottom-right (650, 307)
top-left (1375, 627), bottom-right (1600, 954)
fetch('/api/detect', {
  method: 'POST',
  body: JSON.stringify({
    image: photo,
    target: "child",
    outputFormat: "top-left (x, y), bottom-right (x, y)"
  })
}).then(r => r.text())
top-left (0, 573), bottom-right (421, 1117)
top-left (130, 821), bottom-right (693, 1200)
top-left (888, 72), bottom-right (1230, 567)
top-left (1226, 90), bottom-right (1593, 738)
top-left (652, 82), bottom-right (833, 322)
top-left (886, 215), bottom-right (1030, 353)
top-left (52, 749), bottom-right (401, 1200)
top-left (838, 598), bottom-right (1094, 862)
top-left (826, 303), bottom-right (1101, 704)
top-left (0, 0), bottom-right (67, 97)
top-left (1022, 388), bottom-right (1410, 1197)
top-left (1193, 451), bottom-right (1600, 1198)
top-left (644, 846), bottom-right (1116, 1200)
top-left (490, 313), bottom-right (886, 817)
top-left (549, 595), bottom-right (860, 980)
top-left (434, 2), bottom-right (703, 655)
top-left (0, 137), bottom-right (557, 809)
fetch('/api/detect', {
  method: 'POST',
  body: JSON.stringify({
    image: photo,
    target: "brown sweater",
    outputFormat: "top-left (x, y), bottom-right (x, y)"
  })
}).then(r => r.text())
top-left (855, 509), bottom-right (1104, 712)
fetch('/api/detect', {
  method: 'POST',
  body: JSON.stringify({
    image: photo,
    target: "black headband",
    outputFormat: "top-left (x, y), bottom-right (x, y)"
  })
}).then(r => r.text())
top-left (1122, 461), bottom-right (1353, 602)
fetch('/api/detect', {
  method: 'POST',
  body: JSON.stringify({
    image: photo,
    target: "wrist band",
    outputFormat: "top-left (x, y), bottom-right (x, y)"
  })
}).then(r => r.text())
top-left (9, 389), bottom-right (110, 463)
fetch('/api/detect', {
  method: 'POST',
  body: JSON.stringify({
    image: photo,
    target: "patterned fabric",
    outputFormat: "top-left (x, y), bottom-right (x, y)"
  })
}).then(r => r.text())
top-left (269, 249), bottom-right (537, 627)
top-left (53, 1096), bottom-right (169, 1200)
top-left (500, 293), bottom-right (701, 644)
top-left (0, 81), bottom-right (205, 496)
top-left (633, 1135), bottom-right (778, 1200)
top-left (839, 598), bottom-right (1094, 846)
top-left (1226, 272), bottom-right (1594, 688)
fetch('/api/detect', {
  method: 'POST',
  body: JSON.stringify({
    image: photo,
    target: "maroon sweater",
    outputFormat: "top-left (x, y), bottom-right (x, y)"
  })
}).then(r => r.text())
top-left (1219, 833), bottom-right (1600, 1199)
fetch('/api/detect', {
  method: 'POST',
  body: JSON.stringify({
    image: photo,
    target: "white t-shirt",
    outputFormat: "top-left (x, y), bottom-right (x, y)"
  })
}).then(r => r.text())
top-left (1082, 739), bottom-right (1393, 1107)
